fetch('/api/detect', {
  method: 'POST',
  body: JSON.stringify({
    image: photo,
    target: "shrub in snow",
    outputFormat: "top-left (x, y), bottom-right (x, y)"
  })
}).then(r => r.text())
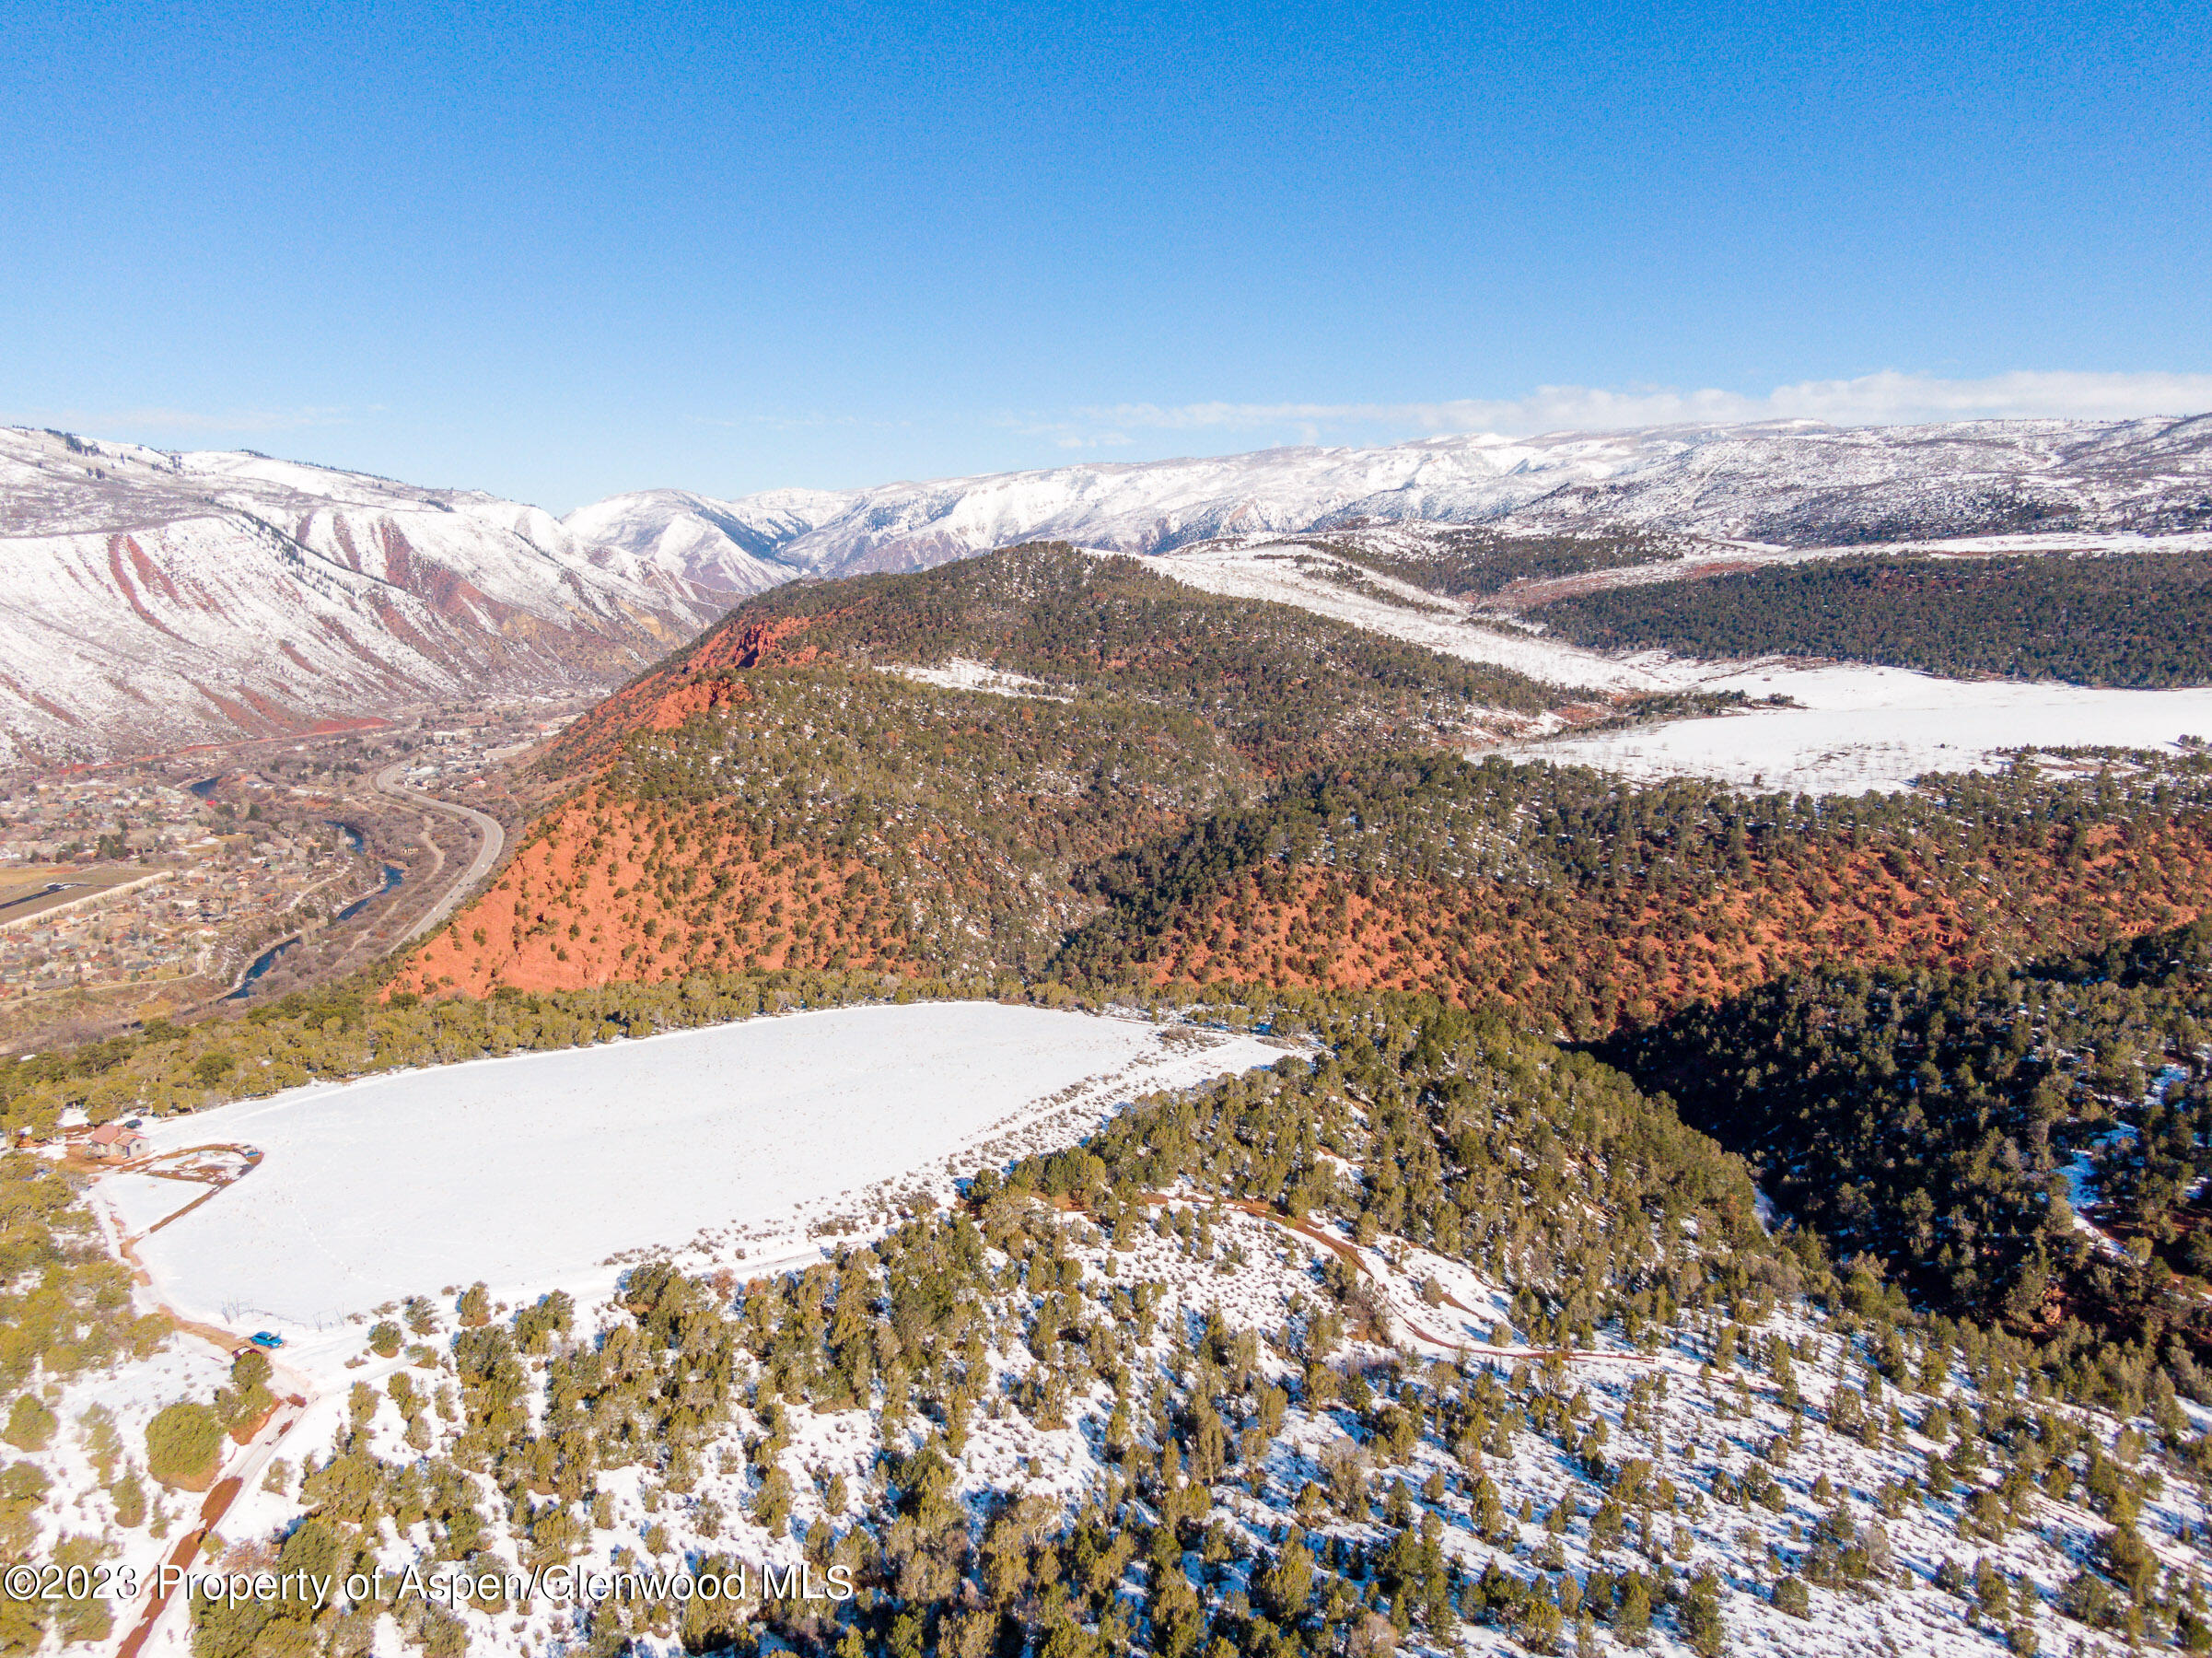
top-left (0, 1463), bottom-right (47, 1559)
top-left (77, 1405), bottom-right (121, 1483)
top-left (216, 1349), bottom-right (275, 1436)
top-left (146, 1401), bottom-right (222, 1489)
top-left (752, 1466), bottom-right (793, 1533)
top-left (512, 1290), bottom-right (574, 1354)
top-left (1681, 1570), bottom-right (1726, 1657)
top-left (2, 1395), bottom-right (54, 1452)
top-left (1615, 1575), bottom-right (1652, 1643)
top-left (456, 1282), bottom-right (491, 1327)
top-left (1253, 1529), bottom-right (1314, 1622)
top-left (2101, 1521), bottom-right (2160, 1602)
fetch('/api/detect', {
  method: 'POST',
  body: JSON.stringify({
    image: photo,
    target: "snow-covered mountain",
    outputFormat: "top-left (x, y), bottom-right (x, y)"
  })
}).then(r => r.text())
top-left (8, 412), bottom-right (2209, 762)
top-left (559, 487), bottom-right (839, 599)
top-left (576, 414), bottom-right (2212, 578)
top-left (0, 428), bottom-right (729, 764)
top-left (1516, 414), bottom-right (2212, 543)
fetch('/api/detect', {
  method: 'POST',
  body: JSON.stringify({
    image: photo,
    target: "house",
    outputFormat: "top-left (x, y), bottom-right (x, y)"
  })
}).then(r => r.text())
top-left (85, 1123), bottom-right (149, 1162)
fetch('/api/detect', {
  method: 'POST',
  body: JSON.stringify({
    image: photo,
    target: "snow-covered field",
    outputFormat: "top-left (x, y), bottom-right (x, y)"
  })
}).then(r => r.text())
top-left (1534, 667), bottom-right (2212, 793)
top-left (1143, 540), bottom-right (2212, 792)
top-left (1132, 543), bottom-right (1661, 693)
top-left (100, 1003), bottom-right (1281, 1343)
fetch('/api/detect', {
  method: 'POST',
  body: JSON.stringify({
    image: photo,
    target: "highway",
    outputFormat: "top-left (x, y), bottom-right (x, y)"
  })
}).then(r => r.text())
top-left (372, 762), bottom-right (507, 942)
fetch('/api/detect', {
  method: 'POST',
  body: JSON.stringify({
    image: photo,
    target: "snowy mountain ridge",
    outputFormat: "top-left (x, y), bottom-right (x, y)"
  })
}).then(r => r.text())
top-left (572, 413), bottom-right (2212, 578)
top-left (0, 427), bottom-right (729, 764)
top-left (558, 486), bottom-right (841, 598)
top-left (7, 411), bottom-right (2210, 762)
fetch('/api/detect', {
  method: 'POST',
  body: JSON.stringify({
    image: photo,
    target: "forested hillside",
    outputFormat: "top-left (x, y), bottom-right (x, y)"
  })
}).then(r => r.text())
top-left (549, 543), bottom-right (1569, 775)
top-left (1315, 528), bottom-right (1685, 600)
top-left (403, 543), bottom-right (2212, 1015)
top-left (30, 527), bottom-right (2212, 1658)
top-left (1054, 753), bottom-right (2212, 1035)
top-left (397, 545), bottom-right (1709, 998)
top-left (1531, 552), bottom-right (2212, 685)
top-left (1601, 921), bottom-right (2212, 1364)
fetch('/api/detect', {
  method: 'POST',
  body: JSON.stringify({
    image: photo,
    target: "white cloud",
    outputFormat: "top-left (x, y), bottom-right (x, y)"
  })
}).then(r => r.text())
top-left (1056, 370), bottom-right (2212, 445)
top-left (1763, 370), bottom-right (2212, 424)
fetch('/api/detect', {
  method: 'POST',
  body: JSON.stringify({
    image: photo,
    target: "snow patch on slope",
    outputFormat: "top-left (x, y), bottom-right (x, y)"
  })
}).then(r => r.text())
top-left (1130, 542), bottom-right (1661, 692)
top-left (879, 659), bottom-right (1061, 698)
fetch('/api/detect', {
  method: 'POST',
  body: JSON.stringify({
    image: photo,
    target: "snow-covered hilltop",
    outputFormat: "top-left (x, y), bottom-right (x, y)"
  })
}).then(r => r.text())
top-left (576, 414), bottom-right (2212, 578)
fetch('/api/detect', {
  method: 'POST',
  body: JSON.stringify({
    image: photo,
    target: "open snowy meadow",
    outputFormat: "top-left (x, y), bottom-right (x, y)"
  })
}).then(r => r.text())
top-left (1534, 665), bottom-right (2212, 792)
top-left (96, 1003), bottom-right (1282, 1340)
top-left (1141, 541), bottom-right (2212, 792)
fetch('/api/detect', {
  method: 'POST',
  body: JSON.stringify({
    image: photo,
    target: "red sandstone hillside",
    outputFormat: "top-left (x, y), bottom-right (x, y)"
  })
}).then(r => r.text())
top-left (394, 547), bottom-right (2212, 1034)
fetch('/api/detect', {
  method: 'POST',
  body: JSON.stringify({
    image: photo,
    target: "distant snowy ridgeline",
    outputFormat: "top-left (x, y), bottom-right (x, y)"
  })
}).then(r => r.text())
top-left (104, 1004), bottom-right (1281, 1333)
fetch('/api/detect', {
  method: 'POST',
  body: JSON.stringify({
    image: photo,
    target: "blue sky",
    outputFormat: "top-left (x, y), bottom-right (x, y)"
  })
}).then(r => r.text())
top-left (2, 0), bottom-right (2206, 510)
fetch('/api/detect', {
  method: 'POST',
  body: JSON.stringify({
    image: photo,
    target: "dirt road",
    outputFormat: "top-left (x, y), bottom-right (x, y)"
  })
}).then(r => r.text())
top-left (113, 1392), bottom-right (309, 1658)
top-left (95, 1161), bottom-right (320, 1658)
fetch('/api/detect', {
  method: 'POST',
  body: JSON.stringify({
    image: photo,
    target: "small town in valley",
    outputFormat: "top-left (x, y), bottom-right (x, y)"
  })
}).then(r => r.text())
top-left (0, 701), bottom-right (578, 1050)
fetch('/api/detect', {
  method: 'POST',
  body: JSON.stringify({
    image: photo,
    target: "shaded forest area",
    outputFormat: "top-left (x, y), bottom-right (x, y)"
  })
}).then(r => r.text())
top-left (1531, 551), bottom-right (2212, 686)
top-left (1601, 921), bottom-right (2212, 1371)
top-left (1055, 753), bottom-right (2212, 1035)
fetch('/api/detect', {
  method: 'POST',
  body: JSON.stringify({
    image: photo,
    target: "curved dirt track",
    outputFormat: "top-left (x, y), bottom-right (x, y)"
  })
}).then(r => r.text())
top-left (99, 1171), bottom-right (317, 1658)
